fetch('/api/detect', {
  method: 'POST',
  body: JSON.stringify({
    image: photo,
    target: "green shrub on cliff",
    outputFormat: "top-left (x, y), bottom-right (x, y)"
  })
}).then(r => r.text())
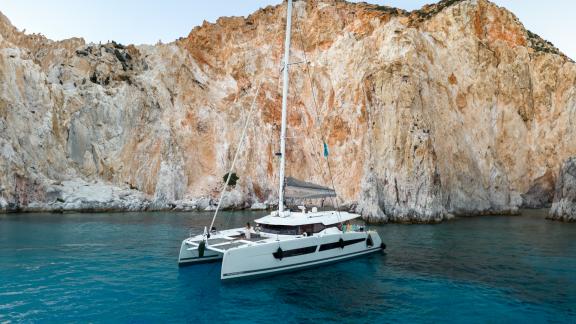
top-left (222, 172), bottom-right (239, 187)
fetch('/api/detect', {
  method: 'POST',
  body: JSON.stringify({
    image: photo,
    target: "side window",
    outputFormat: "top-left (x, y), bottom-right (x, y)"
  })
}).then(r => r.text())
top-left (299, 224), bottom-right (314, 235)
top-left (312, 223), bottom-right (325, 233)
top-left (296, 224), bottom-right (326, 235)
top-left (261, 224), bottom-right (299, 235)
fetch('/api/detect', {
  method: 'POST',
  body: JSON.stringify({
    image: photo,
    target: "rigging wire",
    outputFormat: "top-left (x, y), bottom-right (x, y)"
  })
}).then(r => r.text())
top-left (208, 80), bottom-right (263, 232)
top-left (206, 81), bottom-right (263, 277)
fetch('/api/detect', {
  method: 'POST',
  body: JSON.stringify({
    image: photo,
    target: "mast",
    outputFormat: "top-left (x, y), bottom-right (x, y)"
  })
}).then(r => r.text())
top-left (278, 0), bottom-right (293, 215)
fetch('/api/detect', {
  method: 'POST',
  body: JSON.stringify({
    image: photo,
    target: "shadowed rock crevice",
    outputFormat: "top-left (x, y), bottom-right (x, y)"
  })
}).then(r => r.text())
top-left (548, 157), bottom-right (576, 222)
top-left (521, 171), bottom-right (555, 208)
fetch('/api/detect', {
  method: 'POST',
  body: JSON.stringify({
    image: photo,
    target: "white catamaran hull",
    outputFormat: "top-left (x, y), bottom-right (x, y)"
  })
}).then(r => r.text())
top-left (220, 231), bottom-right (383, 280)
top-left (178, 240), bottom-right (222, 265)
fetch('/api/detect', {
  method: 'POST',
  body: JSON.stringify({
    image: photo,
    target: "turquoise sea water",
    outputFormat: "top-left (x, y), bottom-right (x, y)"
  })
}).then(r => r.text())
top-left (0, 210), bottom-right (575, 323)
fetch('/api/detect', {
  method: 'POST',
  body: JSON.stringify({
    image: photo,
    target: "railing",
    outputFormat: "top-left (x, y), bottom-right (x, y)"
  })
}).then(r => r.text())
top-left (342, 224), bottom-right (366, 233)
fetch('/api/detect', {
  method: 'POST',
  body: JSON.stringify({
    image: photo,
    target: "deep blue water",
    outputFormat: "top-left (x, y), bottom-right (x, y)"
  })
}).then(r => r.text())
top-left (1, 210), bottom-right (575, 323)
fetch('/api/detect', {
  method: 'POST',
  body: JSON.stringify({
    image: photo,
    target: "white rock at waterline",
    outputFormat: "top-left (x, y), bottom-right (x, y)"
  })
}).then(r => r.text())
top-left (250, 202), bottom-right (268, 210)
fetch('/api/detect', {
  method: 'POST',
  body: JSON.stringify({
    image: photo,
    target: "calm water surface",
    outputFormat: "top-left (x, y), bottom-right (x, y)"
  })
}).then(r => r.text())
top-left (0, 210), bottom-right (575, 323)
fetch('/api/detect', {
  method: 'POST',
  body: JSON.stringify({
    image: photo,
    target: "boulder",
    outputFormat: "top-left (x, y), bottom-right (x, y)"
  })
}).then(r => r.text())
top-left (0, 197), bottom-right (6, 210)
top-left (50, 180), bottom-right (150, 212)
top-left (195, 197), bottom-right (212, 211)
top-left (173, 200), bottom-right (198, 211)
top-left (250, 202), bottom-right (268, 210)
top-left (548, 157), bottom-right (576, 222)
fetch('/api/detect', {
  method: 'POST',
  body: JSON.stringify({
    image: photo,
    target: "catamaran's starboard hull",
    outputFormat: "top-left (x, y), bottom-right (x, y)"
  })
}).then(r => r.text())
top-left (220, 231), bottom-right (383, 280)
top-left (221, 246), bottom-right (383, 281)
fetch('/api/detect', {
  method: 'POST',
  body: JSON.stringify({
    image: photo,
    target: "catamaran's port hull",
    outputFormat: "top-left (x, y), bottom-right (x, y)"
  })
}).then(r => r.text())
top-left (178, 240), bottom-right (223, 266)
top-left (178, 255), bottom-right (222, 266)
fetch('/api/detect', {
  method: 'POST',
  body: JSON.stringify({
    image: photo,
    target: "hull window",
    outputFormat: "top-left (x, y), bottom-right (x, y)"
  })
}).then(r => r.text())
top-left (319, 238), bottom-right (366, 251)
top-left (273, 245), bottom-right (318, 259)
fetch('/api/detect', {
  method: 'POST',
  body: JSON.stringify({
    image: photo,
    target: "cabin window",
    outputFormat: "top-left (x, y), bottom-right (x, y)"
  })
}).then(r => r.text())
top-left (259, 224), bottom-right (299, 235)
top-left (260, 223), bottom-right (336, 235)
top-left (299, 223), bottom-right (330, 235)
top-left (313, 223), bottom-right (326, 233)
top-left (299, 224), bottom-right (314, 235)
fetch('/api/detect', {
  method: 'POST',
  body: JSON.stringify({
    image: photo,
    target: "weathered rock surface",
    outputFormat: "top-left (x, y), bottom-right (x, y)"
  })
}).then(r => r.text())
top-left (548, 157), bottom-right (576, 222)
top-left (0, 0), bottom-right (575, 222)
top-left (521, 171), bottom-right (555, 208)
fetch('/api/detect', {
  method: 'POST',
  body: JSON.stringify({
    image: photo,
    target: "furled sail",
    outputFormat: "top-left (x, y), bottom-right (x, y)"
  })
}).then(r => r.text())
top-left (284, 177), bottom-right (336, 199)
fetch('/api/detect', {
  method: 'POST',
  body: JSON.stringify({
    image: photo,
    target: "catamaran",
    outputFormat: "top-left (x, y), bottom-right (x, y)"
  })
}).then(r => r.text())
top-left (178, 0), bottom-right (385, 280)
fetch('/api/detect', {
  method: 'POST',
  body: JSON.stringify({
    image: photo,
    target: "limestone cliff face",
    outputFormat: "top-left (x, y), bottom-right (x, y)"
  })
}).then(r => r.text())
top-left (548, 157), bottom-right (576, 222)
top-left (0, 0), bottom-right (575, 222)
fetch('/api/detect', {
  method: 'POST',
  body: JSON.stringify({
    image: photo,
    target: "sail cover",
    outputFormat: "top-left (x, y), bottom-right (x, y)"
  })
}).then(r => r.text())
top-left (284, 177), bottom-right (336, 199)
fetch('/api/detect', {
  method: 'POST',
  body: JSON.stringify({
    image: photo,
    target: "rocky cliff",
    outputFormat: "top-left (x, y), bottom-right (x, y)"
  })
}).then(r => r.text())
top-left (0, 0), bottom-right (575, 223)
top-left (548, 157), bottom-right (576, 222)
